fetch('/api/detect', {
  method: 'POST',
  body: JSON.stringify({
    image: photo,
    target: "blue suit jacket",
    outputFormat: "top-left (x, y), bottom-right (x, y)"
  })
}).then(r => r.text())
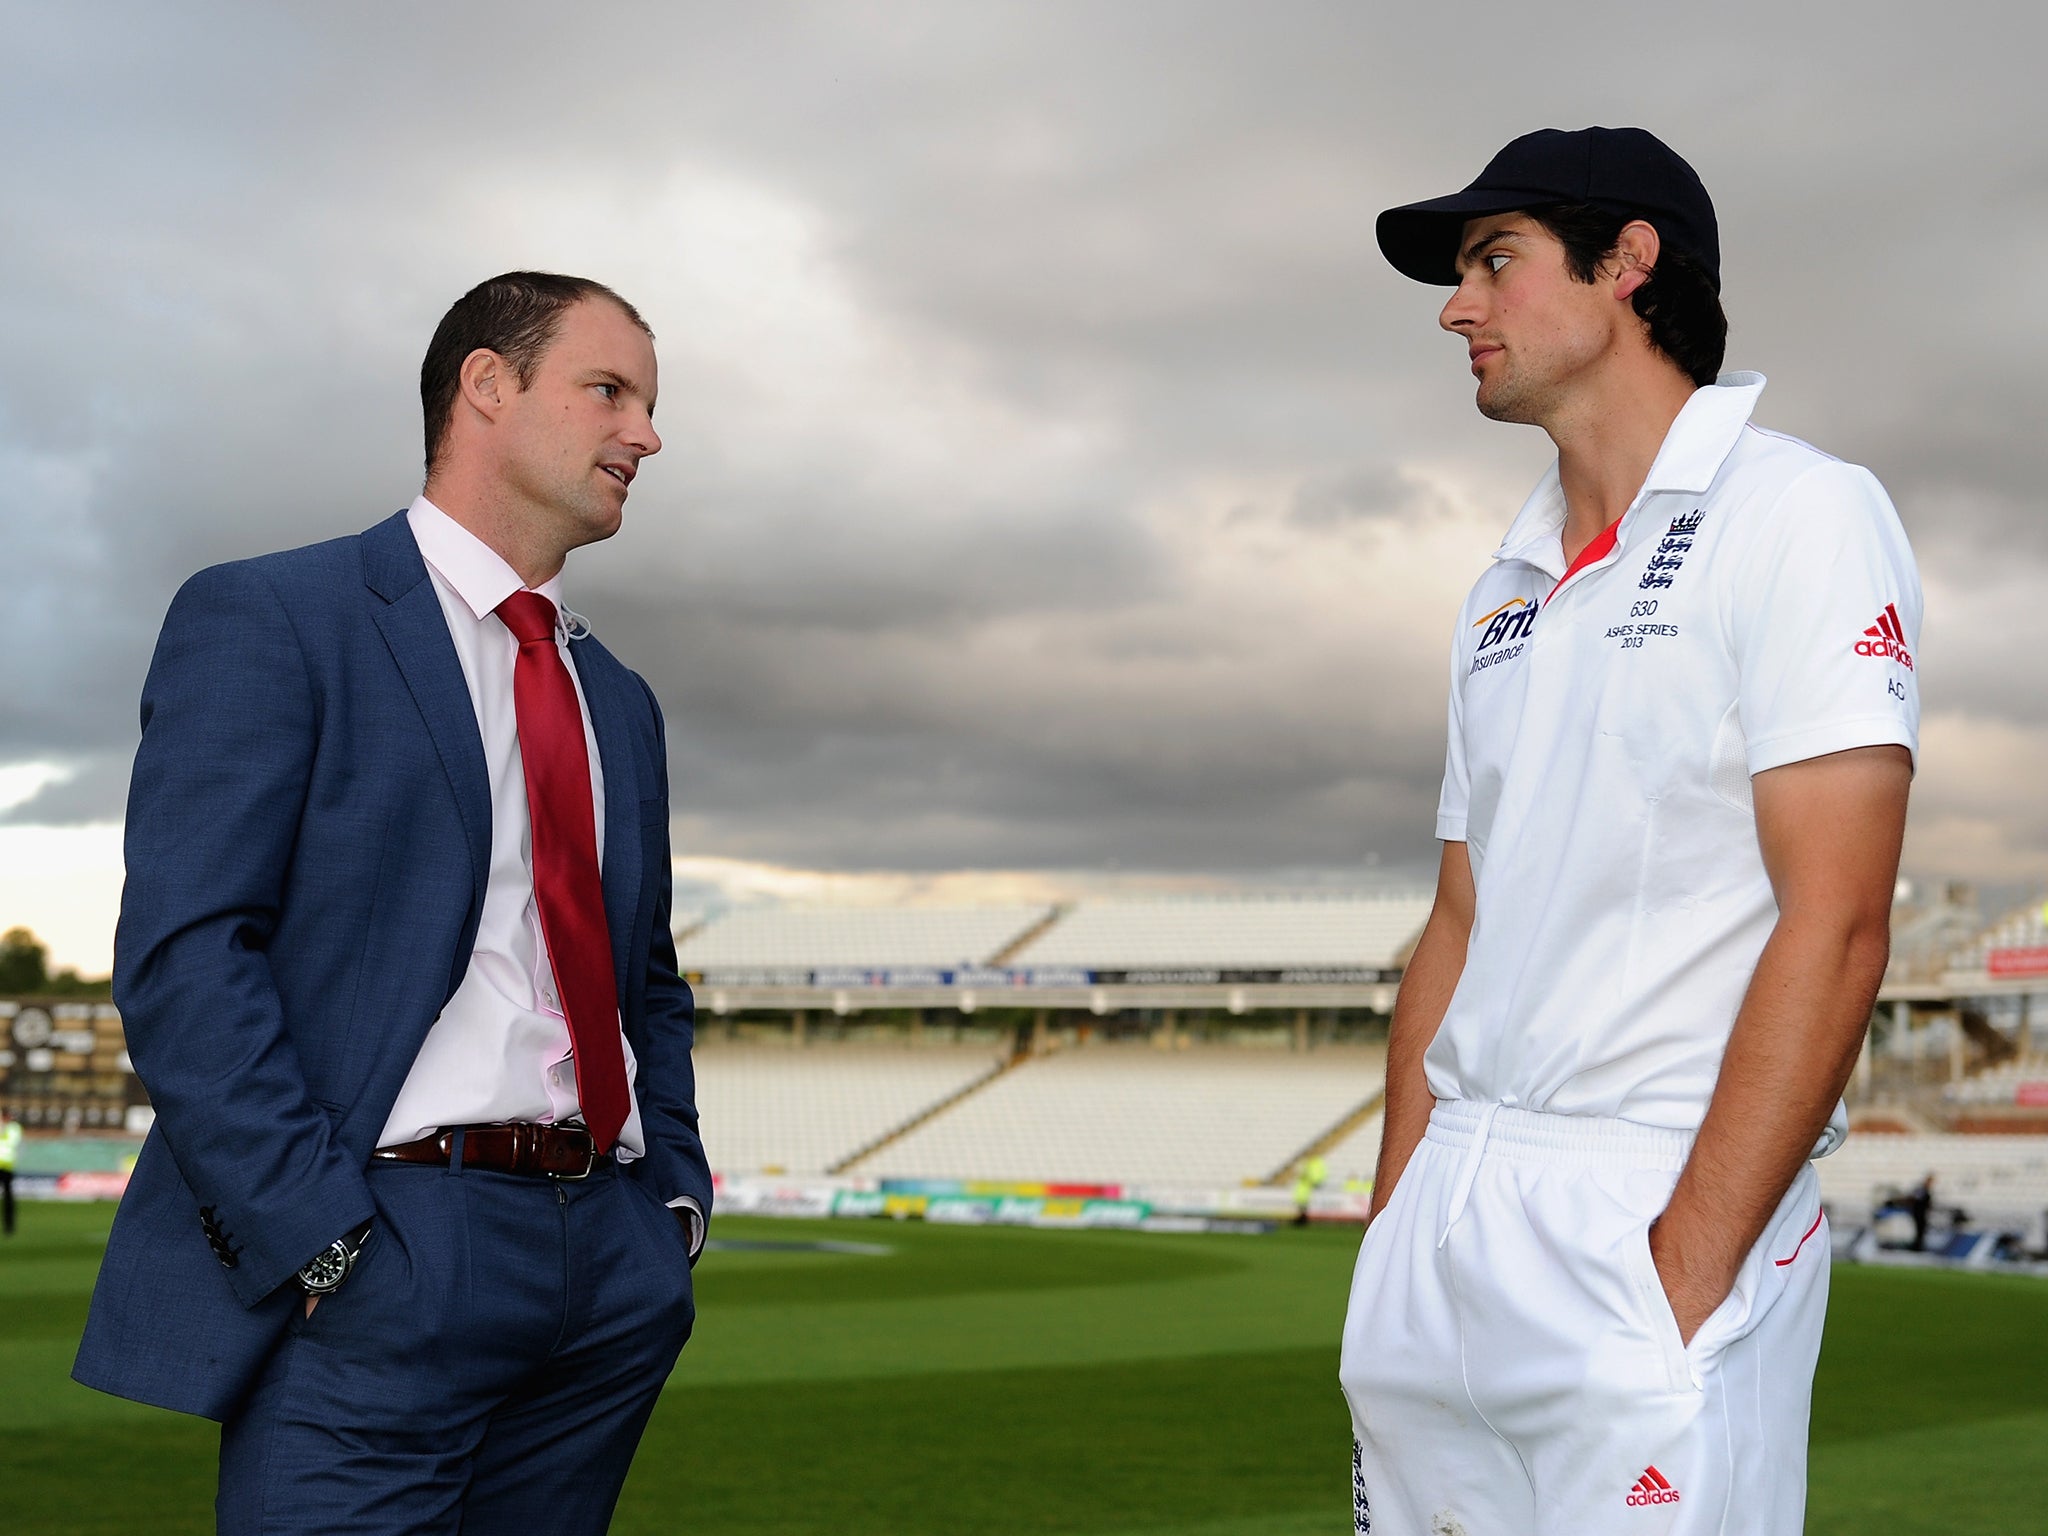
top-left (73, 511), bottom-right (712, 1420)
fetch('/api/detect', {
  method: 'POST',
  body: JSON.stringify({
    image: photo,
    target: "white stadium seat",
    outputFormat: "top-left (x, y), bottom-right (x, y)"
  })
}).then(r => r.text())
top-left (1316, 1107), bottom-right (1386, 1188)
top-left (1819, 1133), bottom-right (2048, 1224)
top-left (852, 1042), bottom-right (1387, 1188)
top-left (696, 1043), bottom-right (1008, 1175)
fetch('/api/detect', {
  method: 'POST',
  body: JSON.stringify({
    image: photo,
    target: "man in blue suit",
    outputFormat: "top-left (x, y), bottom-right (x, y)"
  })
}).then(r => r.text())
top-left (75, 272), bottom-right (712, 1534)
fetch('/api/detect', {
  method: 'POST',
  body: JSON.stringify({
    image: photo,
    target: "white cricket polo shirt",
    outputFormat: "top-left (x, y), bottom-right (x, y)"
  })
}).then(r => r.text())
top-left (1426, 373), bottom-right (1921, 1143)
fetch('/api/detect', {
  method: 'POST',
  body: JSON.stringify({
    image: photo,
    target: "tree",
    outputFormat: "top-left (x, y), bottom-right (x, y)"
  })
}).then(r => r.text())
top-left (0, 927), bottom-right (50, 993)
top-left (0, 927), bottom-right (111, 998)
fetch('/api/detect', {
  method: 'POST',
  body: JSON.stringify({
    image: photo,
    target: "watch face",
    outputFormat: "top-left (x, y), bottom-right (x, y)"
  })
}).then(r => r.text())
top-left (298, 1241), bottom-right (350, 1293)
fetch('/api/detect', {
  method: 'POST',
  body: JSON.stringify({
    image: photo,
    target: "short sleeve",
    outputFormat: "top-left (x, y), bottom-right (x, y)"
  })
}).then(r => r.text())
top-left (1729, 461), bottom-right (1921, 776)
top-left (1436, 603), bottom-right (1472, 841)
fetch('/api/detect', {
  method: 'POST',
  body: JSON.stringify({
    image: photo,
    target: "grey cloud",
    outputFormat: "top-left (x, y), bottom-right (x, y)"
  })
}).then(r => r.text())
top-left (583, 489), bottom-right (1165, 634)
top-left (2, 2), bottom-right (2044, 884)
top-left (1282, 467), bottom-right (1455, 530)
top-left (0, 756), bottom-right (133, 829)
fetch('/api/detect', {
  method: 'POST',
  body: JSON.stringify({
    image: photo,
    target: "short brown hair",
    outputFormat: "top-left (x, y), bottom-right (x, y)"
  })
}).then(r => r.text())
top-left (1526, 205), bottom-right (1727, 387)
top-left (420, 272), bottom-right (652, 475)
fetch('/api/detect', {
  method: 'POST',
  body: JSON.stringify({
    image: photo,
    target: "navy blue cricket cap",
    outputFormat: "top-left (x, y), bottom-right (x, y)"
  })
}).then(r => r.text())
top-left (1376, 126), bottom-right (1720, 292)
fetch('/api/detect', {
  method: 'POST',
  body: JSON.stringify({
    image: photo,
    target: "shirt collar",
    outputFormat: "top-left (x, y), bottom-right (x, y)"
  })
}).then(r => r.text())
top-left (1493, 464), bottom-right (1569, 576)
top-left (1492, 371), bottom-right (1767, 573)
top-left (1638, 370), bottom-right (1766, 496)
top-left (406, 496), bottom-right (567, 625)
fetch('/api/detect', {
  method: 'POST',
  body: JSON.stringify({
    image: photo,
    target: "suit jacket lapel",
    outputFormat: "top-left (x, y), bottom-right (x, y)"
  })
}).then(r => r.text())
top-left (361, 512), bottom-right (492, 915)
top-left (572, 639), bottom-right (644, 1000)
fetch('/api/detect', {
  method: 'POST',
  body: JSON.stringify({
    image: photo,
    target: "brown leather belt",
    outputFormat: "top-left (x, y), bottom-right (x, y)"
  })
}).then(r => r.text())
top-left (371, 1123), bottom-right (602, 1179)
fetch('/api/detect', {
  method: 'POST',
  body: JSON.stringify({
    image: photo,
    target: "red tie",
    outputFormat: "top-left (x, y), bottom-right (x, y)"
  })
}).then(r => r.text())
top-left (496, 591), bottom-right (629, 1152)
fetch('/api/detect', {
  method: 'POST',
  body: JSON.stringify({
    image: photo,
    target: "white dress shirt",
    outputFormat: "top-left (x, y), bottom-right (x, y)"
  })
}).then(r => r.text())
top-left (380, 499), bottom-right (701, 1246)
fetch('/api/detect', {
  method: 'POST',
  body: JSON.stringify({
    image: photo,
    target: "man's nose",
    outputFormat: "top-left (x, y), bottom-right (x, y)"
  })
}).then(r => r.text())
top-left (1439, 275), bottom-right (1483, 333)
top-left (629, 413), bottom-right (661, 457)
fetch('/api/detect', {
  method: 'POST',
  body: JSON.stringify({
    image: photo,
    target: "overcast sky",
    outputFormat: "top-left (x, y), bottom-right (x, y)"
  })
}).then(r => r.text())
top-left (3, 2), bottom-right (2043, 969)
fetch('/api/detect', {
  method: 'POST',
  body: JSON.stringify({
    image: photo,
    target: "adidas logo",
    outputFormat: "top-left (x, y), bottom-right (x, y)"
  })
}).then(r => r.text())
top-left (1625, 1466), bottom-right (1682, 1507)
top-left (1854, 604), bottom-right (1914, 670)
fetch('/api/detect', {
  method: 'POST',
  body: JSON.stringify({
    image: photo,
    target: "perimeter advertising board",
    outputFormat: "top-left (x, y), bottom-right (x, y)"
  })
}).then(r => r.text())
top-left (684, 966), bottom-right (1400, 988)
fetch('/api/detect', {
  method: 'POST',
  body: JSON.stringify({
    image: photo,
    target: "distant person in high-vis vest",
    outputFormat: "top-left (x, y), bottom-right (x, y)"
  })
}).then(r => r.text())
top-left (0, 1108), bottom-right (21, 1236)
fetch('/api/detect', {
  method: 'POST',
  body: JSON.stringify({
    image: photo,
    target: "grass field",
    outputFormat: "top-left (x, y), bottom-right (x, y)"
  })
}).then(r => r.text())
top-left (5, 1204), bottom-right (2047, 1533)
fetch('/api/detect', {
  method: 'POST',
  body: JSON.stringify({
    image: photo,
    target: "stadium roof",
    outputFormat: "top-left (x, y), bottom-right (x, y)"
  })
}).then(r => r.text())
top-left (674, 904), bottom-right (1053, 971)
top-left (1006, 893), bottom-right (1433, 972)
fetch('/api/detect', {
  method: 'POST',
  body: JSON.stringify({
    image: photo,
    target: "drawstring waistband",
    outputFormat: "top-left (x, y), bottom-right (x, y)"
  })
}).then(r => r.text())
top-left (1429, 1098), bottom-right (1695, 1246)
top-left (1438, 1100), bottom-right (1499, 1248)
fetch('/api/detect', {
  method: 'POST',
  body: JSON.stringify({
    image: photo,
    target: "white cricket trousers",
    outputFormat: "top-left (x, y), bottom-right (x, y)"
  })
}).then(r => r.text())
top-left (1338, 1099), bottom-right (1830, 1535)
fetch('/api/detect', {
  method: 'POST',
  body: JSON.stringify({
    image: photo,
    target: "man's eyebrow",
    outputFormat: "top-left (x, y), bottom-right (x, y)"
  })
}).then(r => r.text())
top-left (582, 366), bottom-right (653, 403)
top-left (1460, 228), bottom-right (1527, 270)
top-left (581, 366), bottom-right (655, 417)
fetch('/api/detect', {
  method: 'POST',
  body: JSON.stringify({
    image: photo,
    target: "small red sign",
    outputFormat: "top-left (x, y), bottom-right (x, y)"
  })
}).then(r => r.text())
top-left (55, 1170), bottom-right (130, 1201)
top-left (2015, 1082), bottom-right (2048, 1108)
top-left (1987, 946), bottom-right (2048, 978)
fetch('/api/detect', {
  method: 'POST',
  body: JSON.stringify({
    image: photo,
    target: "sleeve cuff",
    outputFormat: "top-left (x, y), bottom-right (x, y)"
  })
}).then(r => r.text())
top-left (1435, 815), bottom-right (1468, 842)
top-left (666, 1194), bottom-right (706, 1258)
top-left (1746, 716), bottom-right (1916, 777)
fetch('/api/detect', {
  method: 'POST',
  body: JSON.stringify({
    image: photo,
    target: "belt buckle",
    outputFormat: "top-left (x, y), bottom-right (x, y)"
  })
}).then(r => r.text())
top-left (553, 1127), bottom-right (598, 1181)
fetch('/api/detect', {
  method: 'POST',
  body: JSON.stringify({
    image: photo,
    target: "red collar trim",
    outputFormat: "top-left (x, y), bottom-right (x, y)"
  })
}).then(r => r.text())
top-left (1548, 520), bottom-right (1621, 600)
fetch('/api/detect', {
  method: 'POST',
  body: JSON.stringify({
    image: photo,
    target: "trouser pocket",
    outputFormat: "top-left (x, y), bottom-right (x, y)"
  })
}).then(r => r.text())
top-left (1620, 1214), bottom-right (1701, 1394)
top-left (1615, 1162), bottom-right (1826, 1396)
top-left (1685, 1164), bottom-right (1826, 1375)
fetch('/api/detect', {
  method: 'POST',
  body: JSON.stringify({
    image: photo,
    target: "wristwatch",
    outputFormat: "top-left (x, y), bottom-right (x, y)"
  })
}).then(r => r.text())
top-left (295, 1218), bottom-right (374, 1296)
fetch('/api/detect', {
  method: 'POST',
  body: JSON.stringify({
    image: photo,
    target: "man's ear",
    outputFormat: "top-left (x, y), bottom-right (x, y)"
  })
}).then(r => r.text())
top-left (458, 348), bottom-right (511, 424)
top-left (1611, 219), bottom-right (1662, 302)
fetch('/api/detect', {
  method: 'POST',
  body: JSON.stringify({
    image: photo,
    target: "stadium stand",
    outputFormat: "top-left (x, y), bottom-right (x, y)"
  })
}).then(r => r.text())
top-left (849, 1042), bottom-right (1388, 1187)
top-left (1943, 1058), bottom-right (2048, 1107)
top-left (1821, 1133), bottom-right (2048, 1227)
top-left (675, 905), bottom-right (1053, 972)
top-left (694, 1042), bottom-right (1010, 1175)
top-left (1315, 1106), bottom-right (1386, 1188)
top-left (1006, 893), bottom-right (1431, 972)
top-left (1881, 880), bottom-right (1985, 984)
top-left (1948, 897), bottom-right (2048, 979)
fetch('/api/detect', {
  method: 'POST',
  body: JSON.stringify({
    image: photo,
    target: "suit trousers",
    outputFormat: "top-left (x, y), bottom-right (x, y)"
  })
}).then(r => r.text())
top-left (217, 1151), bottom-right (695, 1535)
